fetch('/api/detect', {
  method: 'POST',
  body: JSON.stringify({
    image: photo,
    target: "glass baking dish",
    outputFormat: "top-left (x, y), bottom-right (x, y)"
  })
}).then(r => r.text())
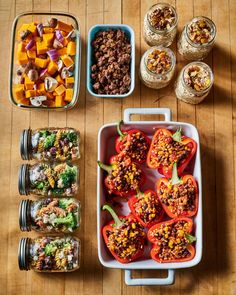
top-left (9, 12), bottom-right (81, 110)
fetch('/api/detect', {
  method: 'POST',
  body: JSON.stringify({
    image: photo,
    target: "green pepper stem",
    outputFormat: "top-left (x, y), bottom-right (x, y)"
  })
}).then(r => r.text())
top-left (172, 127), bottom-right (182, 142)
top-left (97, 161), bottom-right (112, 172)
top-left (102, 204), bottom-right (123, 227)
top-left (170, 163), bottom-right (181, 185)
top-left (185, 233), bottom-right (197, 243)
top-left (117, 120), bottom-right (125, 139)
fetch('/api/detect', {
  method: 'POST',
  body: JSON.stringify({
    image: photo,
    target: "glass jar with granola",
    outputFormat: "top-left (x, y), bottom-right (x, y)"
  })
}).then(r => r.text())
top-left (174, 62), bottom-right (214, 104)
top-left (178, 16), bottom-right (216, 60)
top-left (18, 162), bottom-right (79, 197)
top-left (143, 3), bottom-right (178, 47)
top-left (18, 236), bottom-right (80, 272)
top-left (19, 198), bottom-right (81, 233)
top-left (140, 46), bottom-right (176, 89)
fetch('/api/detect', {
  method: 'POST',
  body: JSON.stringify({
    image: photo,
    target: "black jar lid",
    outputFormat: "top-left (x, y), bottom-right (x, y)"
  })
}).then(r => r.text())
top-left (18, 237), bottom-right (31, 271)
top-left (19, 200), bottom-right (31, 231)
top-left (20, 129), bottom-right (32, 160)
top-left (18, 164), bottom-right (29, 195)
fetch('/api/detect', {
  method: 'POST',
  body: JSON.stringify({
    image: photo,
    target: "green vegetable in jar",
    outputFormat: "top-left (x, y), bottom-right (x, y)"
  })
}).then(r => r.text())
top-left (44, 134), bottom-right (56, 149)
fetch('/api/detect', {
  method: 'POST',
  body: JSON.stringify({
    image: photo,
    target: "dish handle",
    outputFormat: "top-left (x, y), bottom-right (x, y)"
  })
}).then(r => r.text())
top-left (124, 269), bottom-right (175, 286)
top-left (123, 108), bottom-right (171, 123)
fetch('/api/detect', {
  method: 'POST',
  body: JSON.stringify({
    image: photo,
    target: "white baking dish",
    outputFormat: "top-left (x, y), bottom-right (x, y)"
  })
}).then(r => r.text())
top-left (97, 108), bottom-right (202, 286)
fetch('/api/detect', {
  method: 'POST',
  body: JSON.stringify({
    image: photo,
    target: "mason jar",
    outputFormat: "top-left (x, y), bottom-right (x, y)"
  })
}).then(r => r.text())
top-left (143, 3), bottom-right (178, 47)
top-left (20, 128), bottom-right (80, 162)
top-left (18, 162), bottom-right (79, 197)
top-left (18, 236), bottom-right (80, 272)
top-left (175, 62), bottom-right (214, 104)
top-left (140, 46), bottom-right (176, 89)
top-left (19, 198), bottom-right (81, 233)
top-left (178, 16), bottom-right (216, 61)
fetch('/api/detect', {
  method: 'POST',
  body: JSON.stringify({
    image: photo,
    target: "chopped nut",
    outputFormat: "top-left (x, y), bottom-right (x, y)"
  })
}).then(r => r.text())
top-left (148, 6), bottom-right (176, 31)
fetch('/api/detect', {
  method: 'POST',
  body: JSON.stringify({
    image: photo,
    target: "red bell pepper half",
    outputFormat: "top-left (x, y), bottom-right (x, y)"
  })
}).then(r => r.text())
top-left (156, 163), bottom-right (198, 218)
top-left (102, 204), bottom-right (146, 263)
top-left (98, 153), bottom-right (144, 197)
top-left (147, 217), bottom-right (196, 263)
top-left (115, 120), bottom-right (151, 164)
top-left (128, 189), bottom-right (164, 228)
top-left (147, 127), bottom-right (197, 178)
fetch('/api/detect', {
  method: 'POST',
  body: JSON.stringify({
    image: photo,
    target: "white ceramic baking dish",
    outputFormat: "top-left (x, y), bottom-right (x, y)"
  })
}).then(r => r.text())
top-left (97, 108), bottom-right (202, 286)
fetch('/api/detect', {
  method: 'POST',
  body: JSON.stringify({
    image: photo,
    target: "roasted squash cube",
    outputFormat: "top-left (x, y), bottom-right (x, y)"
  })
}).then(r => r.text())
top-left (61, 55), bottom-right (74, 67)
top-left (36, 40), bottom-right (48, 55)
top-left (67, 41), bottom-right (76, 55)
top-left (55, 95), bottom-right (65, 107)
top-left (56, 21), bottom-right (73, 32)
top-left (55, 74), bottom-right (64, 85)
top-left (47, 61), bottom-right (58, 75)
top-left (25, 90), bottom-right (37, 98)
top-left (42, 33), bottom-right (54, 46)
top-left (13, 84), bottom-right (25, 101)
top-left (24, 76), bottom-right (35, 90)
top-left (65, 88), bottom-right (73, 102)
top-left (35, 57), bottom-right (49, 68)
top-left (27, 50), bottom-right (36, 59)
top-left (55, 84), bottom-right (66, 96)
top-left (57, 47), bottom-right (67, 56)
top-left (37, 83), bottom-right (46, 95)
top-left (17, 51), bottom-right (28, 65)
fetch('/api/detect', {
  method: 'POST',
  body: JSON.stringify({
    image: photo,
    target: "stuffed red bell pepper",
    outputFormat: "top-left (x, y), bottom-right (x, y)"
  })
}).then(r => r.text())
top-left (147, 127), bottom-right (197, 178)
top-left (128, 189), bottom-right (164, 228)
top-left (115, 121), bottom-right (151, 164)
top-left (147, 218), bottom-right (196, 263)
top-left (98, 153), bottom-right (144, 197)
top-left (102, 204), bottom-right (146, 263)
top-left (156, 163), bottom-right (198, 218)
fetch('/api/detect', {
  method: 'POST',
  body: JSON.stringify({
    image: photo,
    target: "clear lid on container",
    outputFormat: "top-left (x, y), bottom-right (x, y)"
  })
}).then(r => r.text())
top-left (18, 237), bottom-right (31, 270)
top-left (20, 129), bottom-right (31, 160)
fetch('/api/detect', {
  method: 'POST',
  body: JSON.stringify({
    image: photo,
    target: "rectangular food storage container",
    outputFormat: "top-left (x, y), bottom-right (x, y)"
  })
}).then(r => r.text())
top-left (87, 24), bottom-right (135, 98)
top-left (97, 108), bottom-right (202, 286)
top-left (9, 12), bottom-right (81, 110)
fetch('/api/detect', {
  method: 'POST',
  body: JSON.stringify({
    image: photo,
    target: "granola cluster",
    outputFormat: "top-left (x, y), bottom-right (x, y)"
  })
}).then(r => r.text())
top-left (148, 6), bottom-right (176, 31)
top-left (187, 19), bottom-right (213, 45)
top-left (91, 29), bottom-right (131, 95)
top-left (184, 64), bottom-right (211, 91)
top-left (146, 48), bottom-right (172, 74)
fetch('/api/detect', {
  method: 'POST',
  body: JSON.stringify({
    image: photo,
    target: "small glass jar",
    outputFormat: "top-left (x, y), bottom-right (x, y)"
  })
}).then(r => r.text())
top-left (18, 236), bottom-right (80, 272)
top-left (19, 198), bottom-right (81, 233)
top-left (140, 46), bottom-right (176, 89)
top-left (20, 128), bottom-right (80, 162)
top-left (143, 3), bottom-right (178, 47)
top-left (175, 62), bottom-right (214, 104)
top-left (18, 162), bottom-right (79, 197)
top-left (178, 16), bottom-right (216, 61)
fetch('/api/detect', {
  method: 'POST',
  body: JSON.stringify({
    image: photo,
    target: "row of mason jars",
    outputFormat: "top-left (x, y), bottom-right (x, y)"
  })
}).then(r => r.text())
top-left (143, 3), bottom-right (216, 60)
top-left (18, 127), bottom-right (81, 272)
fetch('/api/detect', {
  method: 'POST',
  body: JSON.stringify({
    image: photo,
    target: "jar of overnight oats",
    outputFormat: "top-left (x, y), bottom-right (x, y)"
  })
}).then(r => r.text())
top-left (143, 3), bottom-right (178, 47)
top-left (140, 46), bottom-right (176, 89)
top-left (178, 16), bottom-right (216, 61)
top-left (175, 62), bottom-right (214, 104)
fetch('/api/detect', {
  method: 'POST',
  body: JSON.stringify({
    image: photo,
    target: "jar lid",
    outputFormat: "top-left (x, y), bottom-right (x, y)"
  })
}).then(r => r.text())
top-left (19, 200), bottom-right (31, 231)
top-left (18, 164), bottom-right (29, 195)
top-left (20, 129), bottom-right (31, 160)
top-left (18, 238), bottom-right (31, 271)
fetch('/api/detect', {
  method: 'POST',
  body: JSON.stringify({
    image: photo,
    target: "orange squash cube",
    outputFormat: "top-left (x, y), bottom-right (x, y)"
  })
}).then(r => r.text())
top-left (55, 95), bottom-right (65, 107)
top-left (55, 84), bottom-right (66, 96)
top-left (67, 41), bottom-right (76, 55)
top-left (35, 57), bottom-right (49, 68)
top-left (57, 47), bottom-right (67, 56)
top-left (56, 21), bottom-right (73, 33)
top-left (17, 24), bottom-right (30, 40)
top-left (65, 77), bottom-right (74, 85)
top-left (27, 50), bottom-right (36, 59)
top-left (17, 42), bottom-right (26, 53)
top-left (37, 83), bottom-right (46, 95)
top-left (43, 33), bottom-right (54, 46)
top-left (25, 90), bottom-right (37, 98)
top-left (17, 51), bottom-right (28, 65)
top-left (24, 76), bottom-right (35, 90)
top-left (13, 84), bottom-right (25, 101)
top-left (43, 27), bottom-right (54, 34)
top-left (36, 40), bottom-right (48, 55)
top-left (55, 74), bottom-right (64, 84)
top-left (65, 88), bottom-right (73, 102)
top-left (46, 92), bottom-right (55, 99)
top-left (61, 55), bottom-right (74, 67)
top-left (28, 23), bottom-right (37, 35)
top-left (47, 61), bottom-right (58, 75)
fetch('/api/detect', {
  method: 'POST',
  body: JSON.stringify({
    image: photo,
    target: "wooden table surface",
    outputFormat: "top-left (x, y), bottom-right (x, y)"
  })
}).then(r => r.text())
top-left (0, 0), bottom-right (236, 294)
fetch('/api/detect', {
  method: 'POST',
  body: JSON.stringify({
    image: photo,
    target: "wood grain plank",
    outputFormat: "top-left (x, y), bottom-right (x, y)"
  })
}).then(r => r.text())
top-left (193, 1), bottom-right (218, 295)
top-left (212, 0), bottom-right (235, 294)
top-left (83, 1), bottom-right (103, 295)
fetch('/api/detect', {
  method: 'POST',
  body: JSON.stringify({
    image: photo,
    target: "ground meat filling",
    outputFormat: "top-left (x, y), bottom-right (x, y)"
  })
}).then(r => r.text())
top-left (159, 178), bottom-right (196, 215)
top-left (106, 220), bottom-right (145, 261)
top-left (134, 191), bottom-right (163, 224)
top-left (150, 220), bottom-right (192, 261)
top-left (149, 131), bottom-right (191, 168)
top-left (122, 132), bottom-right (150, 162)
top-left (107, 155), bottom-right (142, 193)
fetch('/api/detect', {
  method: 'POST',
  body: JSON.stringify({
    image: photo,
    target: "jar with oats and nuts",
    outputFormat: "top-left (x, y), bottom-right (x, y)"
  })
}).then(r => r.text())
top-left (143, 3), bottom-right (178, 47)
top-left (140, 47), bottom-right (176, 89)
top-left (178, 16), bottom-right (216, 61)
top-left (174, 62), bottom-right (214, 104)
